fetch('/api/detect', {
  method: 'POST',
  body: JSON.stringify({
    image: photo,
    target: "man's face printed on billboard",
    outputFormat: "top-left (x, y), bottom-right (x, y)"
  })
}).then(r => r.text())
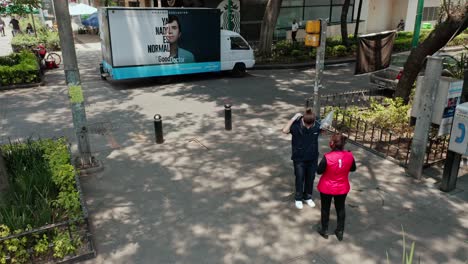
top-left (165, 19), bottom-right (180, 44)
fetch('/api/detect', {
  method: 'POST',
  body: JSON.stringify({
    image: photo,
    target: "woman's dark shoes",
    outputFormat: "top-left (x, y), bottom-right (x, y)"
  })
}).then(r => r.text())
top-left (316, 227), bottom-right (329, 239)
top-left (335, 230), bottom-right (344, 241)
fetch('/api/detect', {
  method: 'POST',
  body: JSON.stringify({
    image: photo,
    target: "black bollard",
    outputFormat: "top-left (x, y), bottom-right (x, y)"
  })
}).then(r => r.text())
top-left (224, 104), bottom-right (232, 131)
top-left (154, 114), bottom-right (164, 144)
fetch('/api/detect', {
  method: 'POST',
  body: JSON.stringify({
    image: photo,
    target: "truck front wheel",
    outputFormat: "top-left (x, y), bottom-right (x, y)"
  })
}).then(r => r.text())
top-left (232, 63), bottom-right (246, 77)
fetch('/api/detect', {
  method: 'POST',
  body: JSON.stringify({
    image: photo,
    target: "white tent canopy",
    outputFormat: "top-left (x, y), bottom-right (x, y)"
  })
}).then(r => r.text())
top-left (69, 3), bottom-right (97, 16)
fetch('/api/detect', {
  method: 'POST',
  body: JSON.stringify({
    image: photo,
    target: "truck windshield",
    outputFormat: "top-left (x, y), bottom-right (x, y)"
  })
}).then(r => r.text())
top-left (231, 37), bottom-right (250, 50)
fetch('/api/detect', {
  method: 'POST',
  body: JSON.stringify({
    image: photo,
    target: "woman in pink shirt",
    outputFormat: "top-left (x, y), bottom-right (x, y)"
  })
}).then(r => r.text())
top-left (316, 134), bottom-right (356, 241)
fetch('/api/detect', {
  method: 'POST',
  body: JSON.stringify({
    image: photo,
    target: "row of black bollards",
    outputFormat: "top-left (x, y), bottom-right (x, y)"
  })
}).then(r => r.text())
top-left (153, 104), bottom-right (232, 144)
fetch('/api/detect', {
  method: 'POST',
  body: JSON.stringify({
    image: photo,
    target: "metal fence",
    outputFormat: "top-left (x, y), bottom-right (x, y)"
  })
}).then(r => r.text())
top-left (319, 88), bottom-right (391, 110)
top-left (0, 168), bottom-right (95, 263)
top-left (317, 89), bottom-right (450, 167)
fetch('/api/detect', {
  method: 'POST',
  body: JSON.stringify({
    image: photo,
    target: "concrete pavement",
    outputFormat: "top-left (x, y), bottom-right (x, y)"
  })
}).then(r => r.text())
top-left (0, 34), bottom-right (467, 263)
top-left (0, 17), bottom-right (13, 56)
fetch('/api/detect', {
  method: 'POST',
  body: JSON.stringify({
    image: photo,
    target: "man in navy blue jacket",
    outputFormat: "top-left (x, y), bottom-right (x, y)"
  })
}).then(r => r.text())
top-left (282, 108), bottom-right (321, 209)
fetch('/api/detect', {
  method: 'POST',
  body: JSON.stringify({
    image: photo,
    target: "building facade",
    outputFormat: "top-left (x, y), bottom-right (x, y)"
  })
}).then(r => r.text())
top-left (75, 0), bottom-right (444, 40)
top-left (363, 0), bottom-right (442, 34)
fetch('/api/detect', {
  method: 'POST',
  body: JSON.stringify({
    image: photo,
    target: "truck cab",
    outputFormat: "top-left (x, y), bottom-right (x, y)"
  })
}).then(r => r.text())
top-left (220, 30), bottom-right (255, 76)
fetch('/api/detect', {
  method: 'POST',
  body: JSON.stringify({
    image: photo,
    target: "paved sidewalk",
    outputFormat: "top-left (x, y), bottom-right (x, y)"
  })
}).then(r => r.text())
top-left (0, 17), bottom-right (13, 56)
top-left (0, 35), bottom-right (466, 264)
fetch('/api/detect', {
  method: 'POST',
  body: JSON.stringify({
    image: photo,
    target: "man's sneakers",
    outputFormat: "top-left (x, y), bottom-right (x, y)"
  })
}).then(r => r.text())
top-left (304, 199), bottom-right (316, 208)
top-left (295, 199), bottom-right (315, 209)
top-left (295, 200), bottom-right (303, 209)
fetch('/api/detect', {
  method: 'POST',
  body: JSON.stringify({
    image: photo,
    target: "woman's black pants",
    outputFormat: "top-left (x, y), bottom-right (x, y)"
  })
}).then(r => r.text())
top-left (320, 192), bottom-right (347, 232)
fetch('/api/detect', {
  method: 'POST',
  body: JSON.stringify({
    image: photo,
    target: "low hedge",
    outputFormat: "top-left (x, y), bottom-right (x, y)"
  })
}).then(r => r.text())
top-left (0, 138), bottom-right (85, 263)
top-left (258, 30), bottom-right (468, 64)
top-left (0, 51), bottom-right (41, 87)
top-left (11, 31), bottom-right (60, 53)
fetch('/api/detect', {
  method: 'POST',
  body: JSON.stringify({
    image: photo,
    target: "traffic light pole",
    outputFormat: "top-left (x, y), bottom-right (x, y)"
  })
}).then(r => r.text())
top-left (313, 19), bottom-right (327, 119)
top-left (53, 0), bottom-right (93, 168)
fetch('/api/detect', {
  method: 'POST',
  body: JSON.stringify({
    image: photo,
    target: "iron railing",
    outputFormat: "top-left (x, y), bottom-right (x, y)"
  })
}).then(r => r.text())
top-left (318, 88), bottom-right (390, 110)
top-left (318, 91), bottom-right (450, 167)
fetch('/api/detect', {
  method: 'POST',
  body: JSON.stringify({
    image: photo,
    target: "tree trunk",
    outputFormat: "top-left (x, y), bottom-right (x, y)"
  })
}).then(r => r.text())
top-left (0, 150), bottom-right (9, 193)
top-left (341, 0), bottom-right (351, 46)
top-left (30, 9), bottom-right (37, 38)
top-left (258, 0), bottom-right (283, 57)
top-left (395, 14), bottom-right (468, 102)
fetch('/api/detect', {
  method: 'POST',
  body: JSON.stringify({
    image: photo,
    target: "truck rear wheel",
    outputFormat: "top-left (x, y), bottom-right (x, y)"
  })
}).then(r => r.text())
top-left (232, 63), bottom-right (246, 77)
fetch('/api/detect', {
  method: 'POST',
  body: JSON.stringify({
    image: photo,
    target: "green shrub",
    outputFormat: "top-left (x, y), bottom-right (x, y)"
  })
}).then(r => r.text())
top-left (0, 225), bottom-right (30, 264)
top-left (291, 49), bottom-right (302, 57)
top-left (326, 36), bottom-right (342, 46)
top-left (0, 138), bottom-right (84, 263)
top-left (11, 31), bottom-right (60, 52)
top-left (448, 34), bottom-right (468, 46)
top-left (0, 138), bottom-right (81, 228)
top-left (299, 54), bottom-right (310, 61)
top-left (273, 40), bottom-right (292, 56)
top-left (334, 98), bottom-right (411, 133)
top-left (333, 45), bottom-right (348, 57)
top-left (393, 38), bottom-right (412, 52)
top-left (309, 48), bottom-right (317, 58)
top-left (396, 31), bottom-right (413, 38)
top-left (0, 51), bottom-right (40, 86)
top-left (326, 46), bottom-right (335, 58)
top-left (33, 234), bottom-right (50, 256)
top-left (349, 44), bottom-right (358, 54)
top-left (0, 53), bottom-right (20, 66)
top-left (52, 232), bottom-right (76, 259)
top-left (19, 16), bottom-right (45, 33)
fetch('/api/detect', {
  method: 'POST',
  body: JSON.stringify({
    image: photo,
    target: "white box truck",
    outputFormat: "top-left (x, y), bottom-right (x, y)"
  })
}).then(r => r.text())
top-left (98, 7), bottom-right (255, 80)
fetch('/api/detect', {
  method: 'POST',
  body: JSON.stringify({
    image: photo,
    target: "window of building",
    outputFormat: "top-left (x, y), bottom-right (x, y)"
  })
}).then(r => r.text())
top-left (276, 0), bottom-right (355, 38)
top-left (422, 6), bottom-right (440, 21)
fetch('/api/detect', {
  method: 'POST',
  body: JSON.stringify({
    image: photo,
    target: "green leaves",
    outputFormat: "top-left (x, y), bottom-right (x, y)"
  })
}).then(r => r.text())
top-left (0, 138), bottom-right (84, 262)
top-left (334, 98), bottom-right (411, 133)
top-left (11, 31), bottom-right (60, 51)
top-left (0, 51), bottom-right (40, 86)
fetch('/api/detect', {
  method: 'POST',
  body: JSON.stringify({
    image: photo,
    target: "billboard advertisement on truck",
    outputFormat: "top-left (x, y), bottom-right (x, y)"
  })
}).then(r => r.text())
top-left (99, 8), bottom-right (221, 79)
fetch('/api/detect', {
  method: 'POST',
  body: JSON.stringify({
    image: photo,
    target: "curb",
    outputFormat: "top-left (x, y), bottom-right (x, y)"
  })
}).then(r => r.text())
top-left (0, 80), bottom-right (45, 91)
top-left (252, 45), bottom-right (465, 70)
top-left (253, 58), bottom-right (356, 70)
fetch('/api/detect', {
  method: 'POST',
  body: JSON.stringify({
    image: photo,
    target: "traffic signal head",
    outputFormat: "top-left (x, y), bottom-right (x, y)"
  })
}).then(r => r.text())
top-left (305, 20), bottom-right (321, 47)
top-left (306, 20), bottom-right (321, 34)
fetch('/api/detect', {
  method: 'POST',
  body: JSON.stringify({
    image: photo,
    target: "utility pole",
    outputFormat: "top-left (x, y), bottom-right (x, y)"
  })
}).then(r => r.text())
top-left (411, 0), bottom-right (424, 48)
top-left (53, 0), bottom-right (93, 168)
top-left (440, 69), bottom-right (468, 192)
top-left (407, 56), bottom-right (443, 179)
top-left (313, 19), bottom-right (327, 119)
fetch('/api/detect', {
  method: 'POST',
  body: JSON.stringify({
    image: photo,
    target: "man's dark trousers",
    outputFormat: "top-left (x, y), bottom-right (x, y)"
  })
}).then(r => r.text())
top-left (293, 160), bottom-right (317, 201)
